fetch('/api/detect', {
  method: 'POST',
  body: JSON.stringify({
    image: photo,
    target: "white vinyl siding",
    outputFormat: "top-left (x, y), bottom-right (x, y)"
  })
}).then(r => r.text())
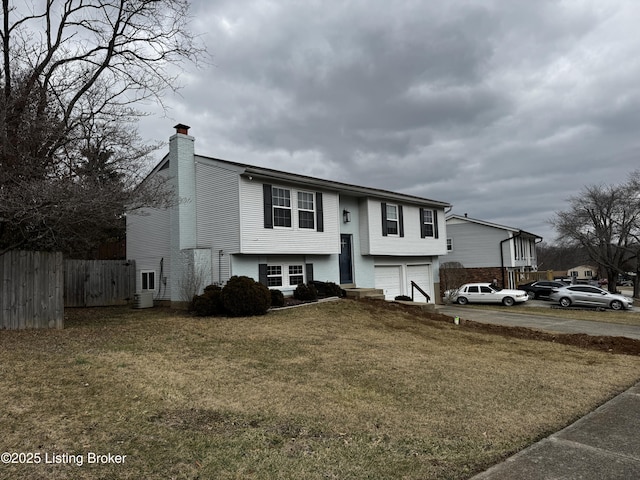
top-left (362, 198), bottom-right (447, 256)
top-left (239, 178), bottom-right (339, 255)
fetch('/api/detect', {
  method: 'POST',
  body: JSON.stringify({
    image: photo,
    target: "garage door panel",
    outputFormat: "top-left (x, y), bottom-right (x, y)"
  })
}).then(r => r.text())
top-left (375, 266), bottom-right (401, 300)
top-left (407, 265), bottom-right (431, 303)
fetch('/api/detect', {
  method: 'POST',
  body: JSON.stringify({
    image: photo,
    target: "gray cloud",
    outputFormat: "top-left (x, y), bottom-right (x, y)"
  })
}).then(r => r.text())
top-left (139, 0), bottom-right (640, 243)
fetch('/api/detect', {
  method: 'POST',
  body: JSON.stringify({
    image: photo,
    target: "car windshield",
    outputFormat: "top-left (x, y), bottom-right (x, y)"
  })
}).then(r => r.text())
top-left (487, 285), bottom-right (499, 293)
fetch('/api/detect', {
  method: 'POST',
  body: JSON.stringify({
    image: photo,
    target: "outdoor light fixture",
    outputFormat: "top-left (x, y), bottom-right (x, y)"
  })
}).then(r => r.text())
top-left (343, 209), bottom-right (351, 223)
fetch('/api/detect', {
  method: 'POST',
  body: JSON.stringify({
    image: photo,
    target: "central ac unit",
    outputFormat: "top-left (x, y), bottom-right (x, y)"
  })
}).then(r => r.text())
top-left (133, 291), bottom-right (154, 308)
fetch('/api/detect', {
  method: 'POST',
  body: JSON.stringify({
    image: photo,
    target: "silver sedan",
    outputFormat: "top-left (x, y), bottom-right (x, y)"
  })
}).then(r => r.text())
top-left (549, 285), bottom-right (633, 310)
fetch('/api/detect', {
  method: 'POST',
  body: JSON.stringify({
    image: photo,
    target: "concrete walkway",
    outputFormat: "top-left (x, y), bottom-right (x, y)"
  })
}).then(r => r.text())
top-left (470, 381), bottom-right (640, 479)
top-left (434, 303), bottom-right (640, 479)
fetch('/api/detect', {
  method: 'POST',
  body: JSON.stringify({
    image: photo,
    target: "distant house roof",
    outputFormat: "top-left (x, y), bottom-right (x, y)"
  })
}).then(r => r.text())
top-left (446, 214), bottom-right (542, 240)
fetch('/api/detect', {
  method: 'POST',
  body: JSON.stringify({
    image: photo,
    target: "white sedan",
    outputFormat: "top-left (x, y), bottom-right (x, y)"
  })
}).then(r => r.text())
top-left (444, 283), bottom-right (530, 307)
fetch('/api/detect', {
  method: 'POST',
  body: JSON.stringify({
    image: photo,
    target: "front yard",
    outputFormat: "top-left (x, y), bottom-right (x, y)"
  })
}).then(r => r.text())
top-left (1, 299), bottom-right (640, 479)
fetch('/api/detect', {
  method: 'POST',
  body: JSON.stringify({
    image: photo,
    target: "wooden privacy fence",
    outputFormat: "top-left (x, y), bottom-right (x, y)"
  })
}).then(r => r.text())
top-left (64, 259), bottom-right (136, 307)
top-left (0, 251), bottom-right (64, 329)
top-left (514, 270), bottom-right (554, 285)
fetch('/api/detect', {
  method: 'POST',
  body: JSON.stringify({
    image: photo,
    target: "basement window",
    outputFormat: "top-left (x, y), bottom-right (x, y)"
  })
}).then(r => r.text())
top-left (141, 271), bottom-right (156, 291)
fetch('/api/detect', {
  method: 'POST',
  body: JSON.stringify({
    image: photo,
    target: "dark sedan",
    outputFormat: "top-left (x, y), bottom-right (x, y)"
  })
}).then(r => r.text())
top-left (517, 280), bottom-right (568, 299)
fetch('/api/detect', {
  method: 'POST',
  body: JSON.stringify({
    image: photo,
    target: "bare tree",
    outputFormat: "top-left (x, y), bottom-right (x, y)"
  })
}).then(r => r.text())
top-left (0, 0), bottom-right (205, 256)
top-left (440, 261), bottom-right (468, 304)
top-left (536, 242), bottom-right (590, 271)
top-left (551, 171), bottom-right (640, 294)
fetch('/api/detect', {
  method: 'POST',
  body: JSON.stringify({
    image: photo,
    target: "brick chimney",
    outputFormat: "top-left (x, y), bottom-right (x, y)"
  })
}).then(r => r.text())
top-left (174, 123), bottom-right (190, 135)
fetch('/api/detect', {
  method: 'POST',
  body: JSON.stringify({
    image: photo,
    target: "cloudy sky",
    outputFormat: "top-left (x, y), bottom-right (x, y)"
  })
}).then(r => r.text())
top-left (138, 0), bottom-right (640, 243)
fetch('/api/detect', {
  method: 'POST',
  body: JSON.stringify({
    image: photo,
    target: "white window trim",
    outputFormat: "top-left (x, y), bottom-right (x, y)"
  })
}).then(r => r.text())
top-left (267, 265), bottom-right (283, 287)
top-left (141, 270), bottom-right (156, 291)
top-left (267, 263), bottom-right (305, 289)
top-left (386, 204), bottom-right (399, 236)
top-left (446, 238), bottom-right (453, 251)
top-left (423, 210), bottom-right (435, 237)
top-left (272, 187), bottom-right (292, 228)
top-left (297, 190), bottom-right (315, 230)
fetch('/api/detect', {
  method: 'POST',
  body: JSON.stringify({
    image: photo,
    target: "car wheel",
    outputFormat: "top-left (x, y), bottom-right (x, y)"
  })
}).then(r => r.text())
top-left (457, 297), bottom-right (468, 305)
top-left (559, 297), bottom-right (572, 308)
top-left (610, 300), bottom-right (623, 311)
top-left (502, 297), bottom-right (515, 307)
top-left (529, 291), bottom-right (537, 300)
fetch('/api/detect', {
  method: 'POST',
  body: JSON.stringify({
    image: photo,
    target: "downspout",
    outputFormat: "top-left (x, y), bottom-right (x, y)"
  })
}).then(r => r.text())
top-left (500, 232), bottom-right (522, 289)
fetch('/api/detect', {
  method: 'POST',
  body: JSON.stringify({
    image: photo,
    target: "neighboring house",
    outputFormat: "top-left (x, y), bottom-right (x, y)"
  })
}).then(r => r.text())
top-left (568, 265), bottom-right (597, 281)
top-left (126, 125), bottom-right (451, 304)
top-left (444, 214), bottom-right (542, 289)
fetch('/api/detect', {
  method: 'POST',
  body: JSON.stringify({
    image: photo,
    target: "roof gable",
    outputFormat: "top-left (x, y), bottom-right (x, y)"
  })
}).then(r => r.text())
top-left (446, 214), bottom-right (542, 239)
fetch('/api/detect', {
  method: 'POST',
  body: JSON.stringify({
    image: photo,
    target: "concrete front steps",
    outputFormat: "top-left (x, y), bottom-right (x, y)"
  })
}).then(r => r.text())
top-left (342, 287), bottom-right (386, 300)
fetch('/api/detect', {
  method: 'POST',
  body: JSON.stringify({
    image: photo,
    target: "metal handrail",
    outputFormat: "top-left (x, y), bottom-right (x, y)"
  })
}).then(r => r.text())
top-left (410, 281), bottom-right (431, 302)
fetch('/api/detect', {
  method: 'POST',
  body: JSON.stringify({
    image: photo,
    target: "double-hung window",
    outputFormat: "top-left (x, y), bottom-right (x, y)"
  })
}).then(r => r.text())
top-left (297, 191), bottom-right (315, 229)
top-left (267, 266), bottom-right (283, 286)
top-left (272, 187), bottom-right (291, 227)
top-left (422, 210), bottom-right (434, 237)
top-left (263, 264), bottom-right (304, 288)
top-left (419, 208), bottom-right (438, 238)
top-left (264, 184), bottom-right (323, 231)
top-left (289, 265), bottom-right (304, 285)
top-left (447, 238), bottom-right (453, 251)
top-left (386, 204), bottom-right (399, 235)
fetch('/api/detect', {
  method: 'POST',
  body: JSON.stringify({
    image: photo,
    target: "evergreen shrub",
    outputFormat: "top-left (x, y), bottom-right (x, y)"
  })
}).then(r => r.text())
top-left (221, 276), bottom-right (271, 316)
top-left (270, 289), bottom-right (285, 307)
top-left (294, 283), bottom-right (318, 301)
top-left (190, 284), bottom-right (224, 316)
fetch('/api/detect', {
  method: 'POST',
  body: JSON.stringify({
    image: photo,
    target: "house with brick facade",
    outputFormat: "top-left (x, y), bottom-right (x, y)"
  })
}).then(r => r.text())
top-left (126, 125), bottom-right (451, 305)
top-left (444, 214), bottom-right (542, 289)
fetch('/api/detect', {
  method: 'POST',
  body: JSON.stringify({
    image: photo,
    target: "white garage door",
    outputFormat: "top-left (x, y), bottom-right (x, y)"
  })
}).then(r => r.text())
top-left (375, 266), bottom-right (402, 300)
top-left (406, 264), bottom-right (432, 303)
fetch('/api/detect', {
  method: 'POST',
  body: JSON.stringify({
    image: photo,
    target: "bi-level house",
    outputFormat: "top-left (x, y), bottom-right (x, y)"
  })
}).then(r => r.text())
top-left (126, 125), bottom-right (451, 305)
top-left (444, 214), bottom-right (542, 289)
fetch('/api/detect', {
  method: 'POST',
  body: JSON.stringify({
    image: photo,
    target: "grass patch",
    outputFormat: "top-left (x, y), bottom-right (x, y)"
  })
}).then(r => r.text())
top-left (1, 300), bottom-right (639, 479)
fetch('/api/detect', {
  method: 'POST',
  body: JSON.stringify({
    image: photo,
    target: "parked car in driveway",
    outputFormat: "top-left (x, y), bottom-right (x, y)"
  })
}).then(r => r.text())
top-left (444, 283), bottom-right (529, 306)
top-left (517, 280), bottom-right (568, 299)
top-left (549, 285), bottom-right (634, 310)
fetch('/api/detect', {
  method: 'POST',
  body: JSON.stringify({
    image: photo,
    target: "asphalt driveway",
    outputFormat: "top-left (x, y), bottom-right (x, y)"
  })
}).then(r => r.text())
top-left (437, 302), bottom-right (640, 340)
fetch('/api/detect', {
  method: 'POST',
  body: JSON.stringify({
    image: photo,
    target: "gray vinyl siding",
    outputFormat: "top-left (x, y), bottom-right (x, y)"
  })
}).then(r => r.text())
top-left (126, 203), bottom-right (172, 300)
top-left (341, 195), bottom-right (374, 286)
top-left (195, 160), bottom-right (241, 284)
top-left (444, 222), bottom-right (509, 268)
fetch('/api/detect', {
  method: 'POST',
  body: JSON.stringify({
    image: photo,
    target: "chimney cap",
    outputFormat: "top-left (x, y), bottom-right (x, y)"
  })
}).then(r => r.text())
top-left (174, 123), bottom-right (190, 134)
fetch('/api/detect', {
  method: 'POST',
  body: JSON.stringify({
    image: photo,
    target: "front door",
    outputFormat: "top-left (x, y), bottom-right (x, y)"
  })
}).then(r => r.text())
top-left (339, 234), bottom-right (353, 284)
